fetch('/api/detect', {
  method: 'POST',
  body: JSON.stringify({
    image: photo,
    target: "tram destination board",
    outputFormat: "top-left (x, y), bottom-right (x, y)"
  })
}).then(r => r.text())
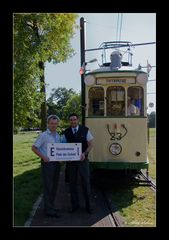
top-left (47, 143), bottom-right (82, 161)
top-left (96, 78), bottom-right (136, 84)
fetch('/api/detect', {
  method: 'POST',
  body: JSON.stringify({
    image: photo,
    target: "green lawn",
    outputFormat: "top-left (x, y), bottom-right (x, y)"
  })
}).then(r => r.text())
top-left (13, 132), bottom-right (42, 226)
top-left (110, 185), bottom-right (156, 227)
top-left (110, 128), bottom-right (156, 227)
top-left (149, 128), bottom-right (156, 137)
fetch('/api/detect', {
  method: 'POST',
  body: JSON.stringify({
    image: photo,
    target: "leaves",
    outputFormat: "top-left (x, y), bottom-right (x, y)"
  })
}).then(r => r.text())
top-left (14, 13), bottom-right (78, 128)
top-left (46, 87), bottom-right (78, 119)
top-left (63, 94), bottom-right (81, 121)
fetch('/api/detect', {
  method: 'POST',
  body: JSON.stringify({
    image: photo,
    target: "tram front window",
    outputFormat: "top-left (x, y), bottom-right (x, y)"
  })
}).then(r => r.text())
top-left (107, 86), bottom-right (125, 116)
top-left (127, 86), bottom-right (144, 116)
top-left (88, 87), bottom-right (104, 116)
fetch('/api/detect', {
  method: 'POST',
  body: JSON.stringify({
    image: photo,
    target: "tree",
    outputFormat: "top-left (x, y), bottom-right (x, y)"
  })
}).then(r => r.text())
top-left (63, 94), bottom-right (81, 121)
top-left (46, 87), bottom-right (76, 119)
top-left (148, 111), bottom-right (156, 128)
top-left (14, 13), bottom-right (78, 131)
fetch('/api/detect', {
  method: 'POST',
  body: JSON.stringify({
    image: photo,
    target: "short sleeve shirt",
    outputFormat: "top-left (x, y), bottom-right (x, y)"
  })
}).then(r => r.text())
top-left (33, 129), bottom-right (61, 157)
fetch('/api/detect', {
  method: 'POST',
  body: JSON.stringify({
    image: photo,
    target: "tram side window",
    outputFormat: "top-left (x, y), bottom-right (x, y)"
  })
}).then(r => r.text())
top-left (107, 86), bottom-right (125, 116)
top-left (127, 87), bottom-right (144, 116)
top-left (88, 87), bottom-right (104, 116)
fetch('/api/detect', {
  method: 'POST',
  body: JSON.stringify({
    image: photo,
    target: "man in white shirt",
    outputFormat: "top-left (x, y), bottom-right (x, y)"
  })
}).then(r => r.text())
top-left (32, 115), bottom-right (61, 218)
top-left (127, 97), bottom-right (137, 116)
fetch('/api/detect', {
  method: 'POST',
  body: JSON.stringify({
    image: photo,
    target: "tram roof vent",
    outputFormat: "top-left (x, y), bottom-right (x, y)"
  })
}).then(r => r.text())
top-left (110, 51), bottom-right (122, 70)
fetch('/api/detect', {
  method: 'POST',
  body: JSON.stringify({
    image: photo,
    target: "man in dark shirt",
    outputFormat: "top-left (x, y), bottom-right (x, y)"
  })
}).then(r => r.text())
top-left (63, 113), bottom-right (94, 214)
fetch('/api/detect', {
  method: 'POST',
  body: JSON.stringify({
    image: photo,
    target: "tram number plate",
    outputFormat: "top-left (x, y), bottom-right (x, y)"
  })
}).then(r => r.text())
top-left (47, 143), bottom-right (82, 161)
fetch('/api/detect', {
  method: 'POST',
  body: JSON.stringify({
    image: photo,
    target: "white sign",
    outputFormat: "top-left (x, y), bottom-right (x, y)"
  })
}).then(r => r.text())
top-left (47, 143), bottom-right (82, 161)
top-left (96, 78), bottom-right (135, 85)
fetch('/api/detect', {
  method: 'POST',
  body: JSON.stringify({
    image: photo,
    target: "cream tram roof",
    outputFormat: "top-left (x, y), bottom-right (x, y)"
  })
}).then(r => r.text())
top-left (84, 65), bottom-right (148, 86)
top-left (84, 48), bottom-right (148, 85)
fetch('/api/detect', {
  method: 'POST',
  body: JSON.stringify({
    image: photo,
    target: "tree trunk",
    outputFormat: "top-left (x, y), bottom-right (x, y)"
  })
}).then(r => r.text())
top-left (39, 61), bottom-right (47, 131)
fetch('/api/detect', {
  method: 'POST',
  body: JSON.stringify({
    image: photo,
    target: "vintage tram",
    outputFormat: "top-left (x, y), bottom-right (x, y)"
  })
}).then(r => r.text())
top-left (82, 41), bottom-right (149, 175)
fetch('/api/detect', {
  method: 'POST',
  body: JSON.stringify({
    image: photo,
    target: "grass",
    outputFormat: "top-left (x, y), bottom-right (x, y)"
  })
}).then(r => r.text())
top-left (149, 128), bottom-right (156, 137)
top-left (109, 128), bottom-right (156, 227)
top-left (110, 185), bottom-right (156, 227)
top-left (13, 132), bottom-right (42, 226)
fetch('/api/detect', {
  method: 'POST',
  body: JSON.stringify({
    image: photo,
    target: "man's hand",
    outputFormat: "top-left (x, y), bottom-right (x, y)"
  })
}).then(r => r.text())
top-left (32, 146), bottom-right (50, 163)
top-left (43, 156), bottom-right (50, 162)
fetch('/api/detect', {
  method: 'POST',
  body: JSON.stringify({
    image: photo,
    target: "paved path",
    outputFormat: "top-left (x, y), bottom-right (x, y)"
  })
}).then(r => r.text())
top-left (30, 167), bottom-right (116, 227)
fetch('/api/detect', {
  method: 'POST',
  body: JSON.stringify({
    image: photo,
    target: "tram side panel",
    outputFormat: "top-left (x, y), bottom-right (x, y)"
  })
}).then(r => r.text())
top-left (86, 117), bottom-right (148, 170)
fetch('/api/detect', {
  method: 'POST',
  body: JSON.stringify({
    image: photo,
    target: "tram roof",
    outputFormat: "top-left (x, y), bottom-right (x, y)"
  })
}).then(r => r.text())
top-left (85, 65), bottom-right (147, 76)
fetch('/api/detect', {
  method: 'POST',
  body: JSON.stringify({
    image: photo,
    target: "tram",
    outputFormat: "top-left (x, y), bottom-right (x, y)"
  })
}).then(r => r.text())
top-left (83, 41), bottom-right (149, 174)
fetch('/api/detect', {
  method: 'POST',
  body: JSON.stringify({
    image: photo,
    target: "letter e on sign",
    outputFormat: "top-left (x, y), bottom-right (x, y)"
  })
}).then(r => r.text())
top-left (50, 147), bottom-right (55, 156)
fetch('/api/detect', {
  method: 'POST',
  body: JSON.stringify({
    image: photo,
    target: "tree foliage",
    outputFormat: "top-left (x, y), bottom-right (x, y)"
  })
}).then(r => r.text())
top-left (46, 87), bottom-right (77, 119)
top-left (148, 111), bottom-right (156, 128)
top-left (14, 13), bottom-right (78, 129)
top-left (63, 94), bottom-right (81, 121)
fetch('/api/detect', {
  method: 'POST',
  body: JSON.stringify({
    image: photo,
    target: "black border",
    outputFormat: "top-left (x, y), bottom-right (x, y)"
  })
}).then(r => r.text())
top-left (0, 0), bottom-right (162, 238)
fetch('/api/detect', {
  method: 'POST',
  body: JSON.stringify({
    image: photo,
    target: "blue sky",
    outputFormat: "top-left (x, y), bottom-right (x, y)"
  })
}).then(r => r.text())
top-left (45, 13), bottom-right (156, 113)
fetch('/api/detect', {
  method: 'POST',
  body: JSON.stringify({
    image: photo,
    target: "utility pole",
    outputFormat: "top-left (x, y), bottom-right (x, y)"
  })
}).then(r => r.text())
top-left (80, 17), bottom-right (86, 126)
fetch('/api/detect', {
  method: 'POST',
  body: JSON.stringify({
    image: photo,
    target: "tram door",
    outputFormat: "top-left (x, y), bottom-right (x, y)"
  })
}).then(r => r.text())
top-left (85, 81), bottom-right (148, 170)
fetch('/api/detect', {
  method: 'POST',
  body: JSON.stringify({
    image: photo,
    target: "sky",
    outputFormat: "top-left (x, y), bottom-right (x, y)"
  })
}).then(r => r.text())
top-left (45, 13), bottom-right (156, 113)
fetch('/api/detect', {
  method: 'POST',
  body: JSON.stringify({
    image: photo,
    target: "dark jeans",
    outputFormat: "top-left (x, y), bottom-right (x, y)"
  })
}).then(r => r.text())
top-left (67, 159), bottom-right (92, 209)
top-left (65, 162), bottom-right (69, 183)
top-left (41, 160), bottom-right (60, 213)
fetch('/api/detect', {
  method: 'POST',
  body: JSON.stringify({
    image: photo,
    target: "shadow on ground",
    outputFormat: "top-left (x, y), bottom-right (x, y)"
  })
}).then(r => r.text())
top-left (14, 167), bottom-right (42, 226)
top-left (30, 167), bottom-right (138, 227)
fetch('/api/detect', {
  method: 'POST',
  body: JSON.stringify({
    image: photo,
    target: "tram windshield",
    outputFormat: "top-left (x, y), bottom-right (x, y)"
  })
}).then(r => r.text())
top-left (88, 87), bottom-right (104, 116)
top-left (107, 86), bottom-right (125, 116)
top-left (127, 86), bottom-right (144, 116)
top-left (87, 86), bottom-right (144, 117)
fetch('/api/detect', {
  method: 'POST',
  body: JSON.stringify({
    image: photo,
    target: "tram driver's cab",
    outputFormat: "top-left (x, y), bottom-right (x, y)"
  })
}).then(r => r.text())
top-left (88, 85), bottom-right (144, 117)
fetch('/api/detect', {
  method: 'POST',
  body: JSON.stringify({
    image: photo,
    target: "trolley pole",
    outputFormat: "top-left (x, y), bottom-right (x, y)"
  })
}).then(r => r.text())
top-left (80, 17), bottom-right (86, 126)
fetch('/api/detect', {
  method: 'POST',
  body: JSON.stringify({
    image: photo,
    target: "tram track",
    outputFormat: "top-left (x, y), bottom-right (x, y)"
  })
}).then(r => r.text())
top-left (91, 170), bottom-right (126, 227)
top-left (131, 170), bottom-right (156, 192)
top-left (100, 189), bottom-right (123, 227)
top-left (138, 170), bottom-right (156, 191)
top-left (91, 168), bottom-right (156, 227)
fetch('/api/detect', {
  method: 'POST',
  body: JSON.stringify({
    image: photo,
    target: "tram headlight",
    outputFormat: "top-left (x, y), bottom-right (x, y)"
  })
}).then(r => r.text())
top-left (109, 143), bottom-right (122, 155)
top-left (136, 73), bottom-right (148, 84)
top-left (84, 75), bottom-right (95, 86)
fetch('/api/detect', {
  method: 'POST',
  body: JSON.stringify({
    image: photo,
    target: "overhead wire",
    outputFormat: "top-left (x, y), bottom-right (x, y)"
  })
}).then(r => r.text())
top-left (119, 14), bottom-right (123, 41)
top-left (116, 13), bottom-right (123, 42)
top-left (116, 13), bottom-right (120, 41)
